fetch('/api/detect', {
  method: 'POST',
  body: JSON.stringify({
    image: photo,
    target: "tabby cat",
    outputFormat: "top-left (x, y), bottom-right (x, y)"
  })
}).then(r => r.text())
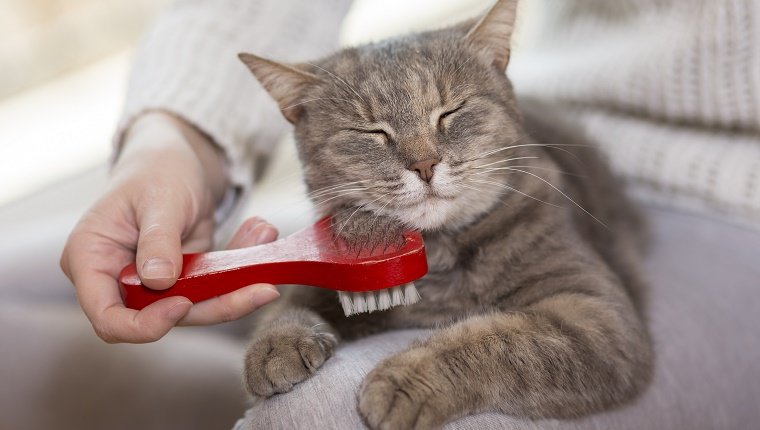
top-left (237, 0), bottom-right (652, 428)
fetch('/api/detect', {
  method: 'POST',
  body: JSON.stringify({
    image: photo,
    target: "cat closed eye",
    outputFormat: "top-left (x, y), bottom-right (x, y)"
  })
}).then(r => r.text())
top-left (349, 128), bottom-right (391, 143)
top-left (438, 103), bottom-right (465, 129)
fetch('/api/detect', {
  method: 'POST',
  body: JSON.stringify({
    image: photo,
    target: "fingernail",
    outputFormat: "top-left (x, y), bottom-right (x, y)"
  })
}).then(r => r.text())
top-left (252, 284), bottom-right (279, 304)
top-left (167, 300), bottom-right (192, 320)
top-left (142, 257), bottom-right (175, 280)
top-left (254, 225), bottom-right (277, 245)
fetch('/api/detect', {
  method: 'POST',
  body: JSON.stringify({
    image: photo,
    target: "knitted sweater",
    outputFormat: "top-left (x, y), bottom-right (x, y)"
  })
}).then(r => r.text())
top-left (510, 0), bottom-right (760, 229)
top-left (119, 0), bottom-right (760, 229)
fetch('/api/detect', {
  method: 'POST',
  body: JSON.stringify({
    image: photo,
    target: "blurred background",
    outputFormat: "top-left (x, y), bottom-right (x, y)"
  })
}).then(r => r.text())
top-left (1, 1), bottom-right (758, 430)
top-left (0, 0), bottom-right (170, 205)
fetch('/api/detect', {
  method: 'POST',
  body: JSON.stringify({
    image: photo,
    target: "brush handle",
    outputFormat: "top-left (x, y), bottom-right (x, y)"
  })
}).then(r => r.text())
top-left (119, 218), bottom-right (427, 310)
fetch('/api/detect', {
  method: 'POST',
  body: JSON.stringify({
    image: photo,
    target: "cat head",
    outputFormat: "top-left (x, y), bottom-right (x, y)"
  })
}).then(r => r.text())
top-left (240, 0), bottom-right (522, 231)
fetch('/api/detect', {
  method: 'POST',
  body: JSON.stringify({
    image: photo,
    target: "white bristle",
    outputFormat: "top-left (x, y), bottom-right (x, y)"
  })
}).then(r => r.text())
top-left (391, 286), bottom-right (404, 305)
top-left (403, 283), bottom-right (421, 305)
top-left (377, 289), bottom-right (392, 311)
top-left (354, 294), bottom-right (366, 313)
top-left (339, 293), bottom-right (353, 315)
top-left (365, 292), bottom-right (377, 313)
top-left (338, 283), bottom-right (421, 316)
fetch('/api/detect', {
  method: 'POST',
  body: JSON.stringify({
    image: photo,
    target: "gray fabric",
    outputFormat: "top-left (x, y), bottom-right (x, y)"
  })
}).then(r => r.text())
top-left (0, 303), bottom-right (249, 430)
top-left (234, 205), bottom-right (760, 429)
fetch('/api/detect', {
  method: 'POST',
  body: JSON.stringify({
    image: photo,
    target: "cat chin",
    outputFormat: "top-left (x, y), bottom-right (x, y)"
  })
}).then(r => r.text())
top-left (390, 196), bottom-right (489, 231)
top-left (392, 199), bottom-right (456, 230)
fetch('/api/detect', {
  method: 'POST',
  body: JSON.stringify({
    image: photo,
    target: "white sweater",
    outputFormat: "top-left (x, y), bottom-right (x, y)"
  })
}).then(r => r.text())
top-left (510, 0), bottom-right (760, 228)
top-left (119, 0), bottom-right (760, 229)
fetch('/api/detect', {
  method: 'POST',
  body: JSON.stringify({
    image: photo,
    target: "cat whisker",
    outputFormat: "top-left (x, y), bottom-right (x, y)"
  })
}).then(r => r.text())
top-left (472, 156), bottom-right (540, 170)
top-left (368, 194), bottom-right (399, 229)
top-left (457, 136), bottom-right (594, 168)
top-left (476, 142), bottom-right (594, 161)
top-left (309, 188), bottom-right (370, 202)
top-left (263, 182), bottom-right (385, 224)
top-left (450, 155), bottom-right (539, 175)
top-left (473, 135), bottom-right (532, 159)
top-left (263, 187), bottom-right (368, 223)
top-left (308, 181), bottom-right (371, 198)
top-left (467, 179), bottom-right (562, 209)
top-left (498, 168), bottom-right (609, 229)
top-left (457, 183), bottom-right (491, 196)
top-left (311, 189), bottom-right (368, 208)
top-left (472, 165), bottom-right (586, 178)
top-left (544, 145), bottom-right (586, 166)
top-left (451, 135), bottom-right (531, 166)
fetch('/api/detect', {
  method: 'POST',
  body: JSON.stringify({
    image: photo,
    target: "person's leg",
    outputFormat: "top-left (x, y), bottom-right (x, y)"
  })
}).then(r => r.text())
top-left (0, 303), bottom-right (248, 430)
top-left (233, 330), bottom-right (429, 429)
top-left (233, 206), bottom-right (760, 430)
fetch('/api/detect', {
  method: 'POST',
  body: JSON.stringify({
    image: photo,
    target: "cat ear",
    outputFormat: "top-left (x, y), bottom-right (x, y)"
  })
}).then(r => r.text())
top-left (465, 0), bottom-right (519, 72)
top-left (238, 53), bottom-right (319, 123)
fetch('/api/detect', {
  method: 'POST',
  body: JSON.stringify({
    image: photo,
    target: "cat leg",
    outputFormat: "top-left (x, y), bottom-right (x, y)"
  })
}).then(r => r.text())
top-left (358, 291), bottom-right (651, 429)
top-left (244, 308), bottom-right (338, 397)
top-left (243, 208), bottom-right (408, 397)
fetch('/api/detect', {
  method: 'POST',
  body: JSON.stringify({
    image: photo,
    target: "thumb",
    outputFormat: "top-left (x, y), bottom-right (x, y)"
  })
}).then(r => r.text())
top-left (134, 195), bottom-right (185, 290)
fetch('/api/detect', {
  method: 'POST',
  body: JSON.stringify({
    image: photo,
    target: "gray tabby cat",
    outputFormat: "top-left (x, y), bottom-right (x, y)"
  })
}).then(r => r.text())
top-left (238, 0), bottom-right (652, 428)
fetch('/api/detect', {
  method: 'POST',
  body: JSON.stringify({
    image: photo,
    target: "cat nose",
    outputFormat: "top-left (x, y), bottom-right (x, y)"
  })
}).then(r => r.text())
top-left (408, 158), bottom-right (440, 183)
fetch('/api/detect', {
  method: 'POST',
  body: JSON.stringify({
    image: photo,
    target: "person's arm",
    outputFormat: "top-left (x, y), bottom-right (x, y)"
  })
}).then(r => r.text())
top-left (118, 0), bottom-right (353, 203)
top-left (61, 0), bottom-right (352, 343)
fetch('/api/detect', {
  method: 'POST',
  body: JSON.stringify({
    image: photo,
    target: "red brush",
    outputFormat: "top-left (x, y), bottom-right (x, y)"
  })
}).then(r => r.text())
top-left (119, 217), bottom-right (427, 316)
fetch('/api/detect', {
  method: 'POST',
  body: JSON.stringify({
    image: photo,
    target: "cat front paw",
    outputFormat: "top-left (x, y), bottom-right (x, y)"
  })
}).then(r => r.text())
top-left (358, 347), bottom-right (454, 430)
top-left (244, 324), bottom-right (337, 397)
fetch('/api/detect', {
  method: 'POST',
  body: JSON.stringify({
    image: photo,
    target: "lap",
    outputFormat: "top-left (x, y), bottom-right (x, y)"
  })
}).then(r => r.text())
top-left (234, 207), bottom-right (760, 429)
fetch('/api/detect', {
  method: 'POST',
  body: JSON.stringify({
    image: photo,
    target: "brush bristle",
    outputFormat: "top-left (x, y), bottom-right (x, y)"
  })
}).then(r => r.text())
top-left (338, 283), bottom-right (421, 316)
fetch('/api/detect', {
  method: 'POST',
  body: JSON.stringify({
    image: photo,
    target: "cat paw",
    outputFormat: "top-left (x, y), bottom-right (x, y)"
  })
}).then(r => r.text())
top-left (358, 347), bottom-right (453, 430)
top-left (244, 324), bottom-right (337, 397)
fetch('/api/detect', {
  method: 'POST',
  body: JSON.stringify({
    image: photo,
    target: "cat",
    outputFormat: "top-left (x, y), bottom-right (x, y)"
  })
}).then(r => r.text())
top-left (237, 0), bottom-right (652, 428)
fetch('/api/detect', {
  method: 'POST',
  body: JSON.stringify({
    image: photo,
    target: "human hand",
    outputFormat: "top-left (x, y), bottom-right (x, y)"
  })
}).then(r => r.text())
top-left (61, 112), bottom-right (280, 343)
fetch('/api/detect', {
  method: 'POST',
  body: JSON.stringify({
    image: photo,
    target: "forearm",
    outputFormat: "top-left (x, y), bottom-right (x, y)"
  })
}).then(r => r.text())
top-left (118, 0), bottom-right (353, 195)
top-left (117, 112), bottom-right (228, 206)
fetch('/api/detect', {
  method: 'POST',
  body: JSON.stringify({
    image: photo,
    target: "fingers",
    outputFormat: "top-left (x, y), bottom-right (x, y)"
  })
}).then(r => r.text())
top-left (62, 212), bottom-right (282, 340)
top-left (96, 296), bottom-right (193, 343)
top-left (227, 216), bottom-right (279, 249)
top-left (134, 192), bottom-right (186, 290)
top-left (62, 227), bottom-right (192, 343)
top-left (178, 283), bottom-right (279, 326)
top-left (179, 217), bottom-right (280, 326)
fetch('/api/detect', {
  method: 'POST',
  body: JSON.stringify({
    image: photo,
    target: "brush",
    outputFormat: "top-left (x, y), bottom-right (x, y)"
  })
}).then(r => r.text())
top-left (119, 217), bottom-right (427, 316)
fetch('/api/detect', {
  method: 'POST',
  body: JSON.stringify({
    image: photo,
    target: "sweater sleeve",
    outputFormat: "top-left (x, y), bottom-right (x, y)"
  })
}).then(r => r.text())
top-left (116, 0), bottom-right (353, 216)
top-left (510, 0), bottom-right (760, 229)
